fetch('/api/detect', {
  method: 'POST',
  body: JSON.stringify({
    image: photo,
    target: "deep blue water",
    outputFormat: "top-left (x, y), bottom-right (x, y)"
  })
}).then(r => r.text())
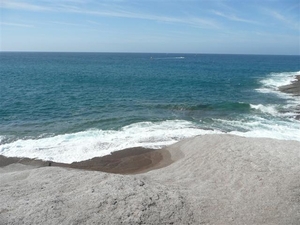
top-left (0, 52), bottom-right (299, 162)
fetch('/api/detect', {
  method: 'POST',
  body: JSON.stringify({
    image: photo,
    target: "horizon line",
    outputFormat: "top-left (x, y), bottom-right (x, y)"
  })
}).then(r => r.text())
top-left (1, 51), bottom-right (299, 56)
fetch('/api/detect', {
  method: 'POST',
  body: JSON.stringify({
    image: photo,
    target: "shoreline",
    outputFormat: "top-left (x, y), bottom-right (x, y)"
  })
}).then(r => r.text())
top-left (0, 147), bottom-right (174, 175)
top-left (278, 75), bottom-right (300, 96)
top-left (278, 75), bottom-right (300, 120)
top-left (1, 128), bottom-right (300, 174)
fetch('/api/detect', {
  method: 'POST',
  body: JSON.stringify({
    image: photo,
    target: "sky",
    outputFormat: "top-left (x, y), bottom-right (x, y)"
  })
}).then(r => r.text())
top-left (0, 0), bottom-right (299, 55)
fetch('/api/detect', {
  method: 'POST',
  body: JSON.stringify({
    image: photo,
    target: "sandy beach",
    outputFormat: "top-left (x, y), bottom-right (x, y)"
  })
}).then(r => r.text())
top-left (1, 134), bottom-right (300, 224)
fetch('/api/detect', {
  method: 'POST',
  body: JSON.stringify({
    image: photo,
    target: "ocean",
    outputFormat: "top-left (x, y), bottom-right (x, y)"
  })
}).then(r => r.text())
top-left (0, 52), bottom-right (299, 163)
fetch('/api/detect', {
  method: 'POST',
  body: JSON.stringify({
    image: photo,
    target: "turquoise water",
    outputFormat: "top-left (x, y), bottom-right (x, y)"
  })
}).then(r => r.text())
top-left (1, 53), bottom-right (299, 162)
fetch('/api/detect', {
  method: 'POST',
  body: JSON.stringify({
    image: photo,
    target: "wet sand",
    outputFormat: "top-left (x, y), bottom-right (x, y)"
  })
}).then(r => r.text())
top-left (0, 147), bottom-right (173, 175)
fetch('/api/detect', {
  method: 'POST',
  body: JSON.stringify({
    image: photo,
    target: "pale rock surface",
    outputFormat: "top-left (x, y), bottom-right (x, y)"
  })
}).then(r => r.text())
top-left (1, 134), bottom-right (300, 224)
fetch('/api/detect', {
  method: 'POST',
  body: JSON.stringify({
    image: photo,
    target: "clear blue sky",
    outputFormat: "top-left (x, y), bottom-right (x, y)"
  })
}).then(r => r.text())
top-left (0, 0), bottom-right (299, 54)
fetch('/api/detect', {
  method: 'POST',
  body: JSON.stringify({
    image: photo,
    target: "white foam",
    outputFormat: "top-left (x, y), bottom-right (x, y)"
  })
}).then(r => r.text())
top-left (256, 71), bottom-right (300, 120)
top-left (256, 71), bottom-right (300, 98)
top-left (249, 103), bottom-right (298, 118)
top-left (250, 104), bottom-right (279, 116)
top-left (152, 56), bottom-right (185, 60)
top-left (1, 116), bottom-right (300, 163)
top-left (260, 71), bottom-right (299, 89)
top-left (0, 120), bottom-right (220, 163)
top-left (214, 116), bottom-right (300, 142)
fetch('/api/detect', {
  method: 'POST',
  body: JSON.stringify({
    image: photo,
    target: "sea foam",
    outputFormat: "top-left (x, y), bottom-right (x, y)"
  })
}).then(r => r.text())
top-left (1, 115), bottom-right (300, 163)
top-left (0, 120), bottom-right (220, 163)
top-left (214, 116), bottom-right (300, 141)
top-left (250, 104), bottom-right (279, 116)
top-left (262, 71), bottom-right (299, 87)
top-left (255, 71), bottom-right (300, 120)
top-left (256, 71), bottom-right (300, 98)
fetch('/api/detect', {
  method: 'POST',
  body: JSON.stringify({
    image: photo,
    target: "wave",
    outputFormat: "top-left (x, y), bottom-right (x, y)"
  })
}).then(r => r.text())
top-left (0, 120), bottom-right (220, 163)
top-left (153, 102), bottom-right (251, 112)
top-left (213, 116), bottom-right (300, 141)
top-left (250, 103), bottom-right (299, 119)
top-left (256, 71), bottom-right (300, 97)
top-left (250, 104), bottom-right (279, 116)
top-left (2, 114), bottom-right (300, 163)
top-left (151, 56), bottom-right (185, 60)
top-left (255, 71), bottom-right (300, 120)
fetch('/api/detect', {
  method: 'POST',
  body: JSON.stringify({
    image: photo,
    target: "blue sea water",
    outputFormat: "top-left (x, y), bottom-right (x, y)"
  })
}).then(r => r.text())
top-left (0, 52), bottom-right (299, 163)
